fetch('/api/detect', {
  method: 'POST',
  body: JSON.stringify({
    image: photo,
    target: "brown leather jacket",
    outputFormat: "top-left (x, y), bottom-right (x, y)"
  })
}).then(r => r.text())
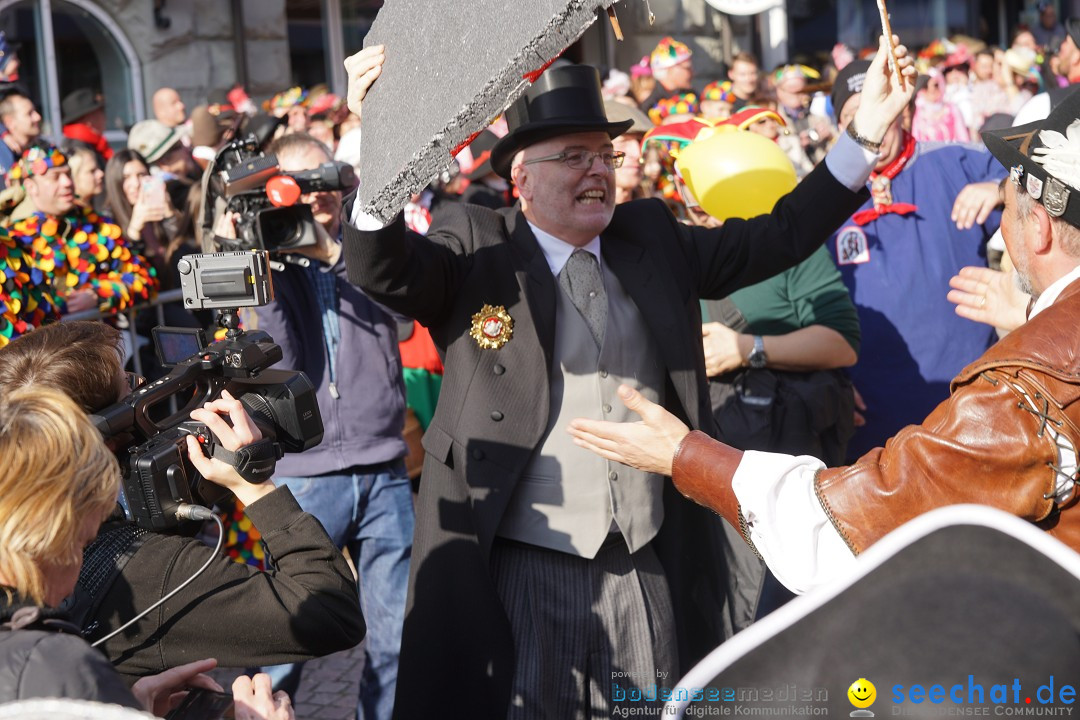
top-left (673, 277), bottom-right (1080, 555)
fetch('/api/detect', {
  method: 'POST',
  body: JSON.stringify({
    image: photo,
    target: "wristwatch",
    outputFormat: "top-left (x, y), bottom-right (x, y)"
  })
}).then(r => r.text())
top-left (747, 335), bottom-right (768, 369)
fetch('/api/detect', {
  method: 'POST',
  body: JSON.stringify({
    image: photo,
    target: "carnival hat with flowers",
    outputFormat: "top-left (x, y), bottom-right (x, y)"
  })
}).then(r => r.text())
top-left (650, 37), bottom-right (692, 72)
top-left (983, 87), bottom-right (1080, 230)
top-left (648, 92), bottom-right (699, 125)
top-left (267, 86), bottom-right (308, 112)
top-left (7, 144), bottom-right (66, 183)
top-left (701, 80), bottom-right (736, 104)
top-left (773, 64), bottom-right (821, 87)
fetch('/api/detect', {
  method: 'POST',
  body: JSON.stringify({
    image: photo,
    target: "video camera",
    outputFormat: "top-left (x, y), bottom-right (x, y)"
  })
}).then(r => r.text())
top-left (202, 133), bottom-right (356, 254)
top-left (91, 251), bottom-right (324, 532)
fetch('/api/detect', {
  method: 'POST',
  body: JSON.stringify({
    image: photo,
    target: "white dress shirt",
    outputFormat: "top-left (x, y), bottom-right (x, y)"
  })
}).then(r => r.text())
top-left (731, 264), bottom-right (1080, 596)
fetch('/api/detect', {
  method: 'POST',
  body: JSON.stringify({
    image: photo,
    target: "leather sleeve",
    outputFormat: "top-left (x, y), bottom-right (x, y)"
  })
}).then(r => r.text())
top-left (815, 369), bottom-right (1060, 554)
top-left (670, 430), bottom-right (747, 539)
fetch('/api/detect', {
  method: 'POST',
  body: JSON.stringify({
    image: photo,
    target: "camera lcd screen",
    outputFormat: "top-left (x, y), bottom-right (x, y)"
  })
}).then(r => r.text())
top-left (153, 327), bottom-right (207, 367)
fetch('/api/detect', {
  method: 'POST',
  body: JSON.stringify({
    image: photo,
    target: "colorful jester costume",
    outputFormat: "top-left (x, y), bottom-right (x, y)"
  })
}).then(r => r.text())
top-left (0, 145), bottom-right (157, 346)
top-left (8, 207), bottom-right (157, 314)
top-left (0, 229), bottom-right (61, 348)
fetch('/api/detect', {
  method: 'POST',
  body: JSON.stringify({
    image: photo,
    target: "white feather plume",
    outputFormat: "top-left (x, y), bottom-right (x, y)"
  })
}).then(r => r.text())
top-left (1032, 119), bottom-right (1080, 190)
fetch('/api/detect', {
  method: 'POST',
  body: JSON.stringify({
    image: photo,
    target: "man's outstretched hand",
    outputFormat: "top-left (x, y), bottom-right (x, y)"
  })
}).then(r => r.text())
top-left (344, 45), bottom-right (385, 120)
top-left (947, 265), bottom-right (1029, 333)
top-left (567, 385), bottom-right (690, 477)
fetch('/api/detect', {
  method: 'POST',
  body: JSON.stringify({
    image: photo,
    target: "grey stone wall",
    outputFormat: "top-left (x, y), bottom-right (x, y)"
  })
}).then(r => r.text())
top-left (93, 0), bottom-right (289, 117)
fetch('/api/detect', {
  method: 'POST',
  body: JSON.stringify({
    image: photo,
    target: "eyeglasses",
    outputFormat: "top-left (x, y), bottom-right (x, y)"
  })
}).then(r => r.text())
top-left (520, 150), bottom-right (626, 171)
top-left (125, 372), bottom-right (146, 392)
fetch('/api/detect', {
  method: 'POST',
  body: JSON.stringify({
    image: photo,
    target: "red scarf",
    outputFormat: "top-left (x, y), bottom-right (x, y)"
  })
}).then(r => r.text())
top-left (62, 123), bottom-right (114, 161)
top-left (851, 133), bottom-right (917, 226)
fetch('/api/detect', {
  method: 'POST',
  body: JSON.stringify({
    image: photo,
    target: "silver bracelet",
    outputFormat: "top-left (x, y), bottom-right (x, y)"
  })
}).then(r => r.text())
top-left (846, 119), bottom-right (883, 153)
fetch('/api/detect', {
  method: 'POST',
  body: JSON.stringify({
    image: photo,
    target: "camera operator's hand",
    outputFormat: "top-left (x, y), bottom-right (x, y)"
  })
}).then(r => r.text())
top-left (186, 390), bottom-right (277, 507)
top-left (131, 657), bottom-right (223, 717)
top-left (290, 221), bottom-right (342, 267)
top-left (233, 674), bottom-right (296, 720)
top-left (213, 209), bottom-right (240, 241)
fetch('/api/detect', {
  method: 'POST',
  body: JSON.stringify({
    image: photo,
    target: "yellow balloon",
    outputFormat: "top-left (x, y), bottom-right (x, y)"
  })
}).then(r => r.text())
top-left (677, 130), bottom-right (797, 222)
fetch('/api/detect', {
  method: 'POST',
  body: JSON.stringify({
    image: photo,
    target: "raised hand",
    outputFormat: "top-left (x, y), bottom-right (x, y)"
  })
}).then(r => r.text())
top-left (852, 34), bottom-right (918, 142)
top-left (344, 45), bottom-right (385, 120)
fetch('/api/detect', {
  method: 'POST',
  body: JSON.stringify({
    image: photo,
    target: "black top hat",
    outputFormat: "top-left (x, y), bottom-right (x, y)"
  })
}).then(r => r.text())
top-left (983, 85), bottom-right (1080, 229)
top-left (61, 87), bottom-right (103, 125)
top-left (490, 64), bottom-right (633, 180)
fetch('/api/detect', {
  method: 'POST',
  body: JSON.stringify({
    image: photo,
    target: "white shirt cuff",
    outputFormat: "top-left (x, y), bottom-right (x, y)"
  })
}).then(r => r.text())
top-left (823, 131), bottom-right (879, 192)
top-left (348, 196), bottom-right (392, 231)
top-left (731, 450), bottom-right (857, 594)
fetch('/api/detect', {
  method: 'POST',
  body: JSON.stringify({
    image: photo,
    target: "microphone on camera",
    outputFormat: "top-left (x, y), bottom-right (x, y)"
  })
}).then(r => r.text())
top-left (266, 175), bottom-right (302, 207)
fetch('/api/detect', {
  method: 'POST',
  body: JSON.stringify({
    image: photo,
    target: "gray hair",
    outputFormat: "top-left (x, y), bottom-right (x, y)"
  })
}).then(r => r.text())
top-left (1015, 184), bottom-right (1080, 258)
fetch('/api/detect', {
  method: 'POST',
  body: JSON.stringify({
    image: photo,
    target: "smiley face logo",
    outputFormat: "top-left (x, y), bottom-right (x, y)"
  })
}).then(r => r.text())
top-left (848, 678), bottom-right (876, 709)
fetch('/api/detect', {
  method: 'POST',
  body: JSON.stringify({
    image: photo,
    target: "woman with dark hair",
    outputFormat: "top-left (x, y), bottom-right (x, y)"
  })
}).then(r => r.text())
top-left (105, 149), bottom-right (201, 375)
top-left (105, 149), bottom-right (183, 284)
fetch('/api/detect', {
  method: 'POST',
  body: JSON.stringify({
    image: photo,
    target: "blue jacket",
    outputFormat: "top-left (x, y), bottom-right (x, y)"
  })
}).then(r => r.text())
top-left (249, 254), bottom-right (407, 477)
top-left (827, 142), bottom-right (1005, 459)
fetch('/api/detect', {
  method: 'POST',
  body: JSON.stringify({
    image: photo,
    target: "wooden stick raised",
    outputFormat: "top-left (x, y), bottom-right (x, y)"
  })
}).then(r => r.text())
top-left (876, 0), bottom-right (906, 90)
top-left (607, 6), bottom-right (624, 41)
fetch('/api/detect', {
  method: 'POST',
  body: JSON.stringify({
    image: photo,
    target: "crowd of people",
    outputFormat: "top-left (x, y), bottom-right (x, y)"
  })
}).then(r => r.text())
top-left (0, 6), bottom-right (1078, 720)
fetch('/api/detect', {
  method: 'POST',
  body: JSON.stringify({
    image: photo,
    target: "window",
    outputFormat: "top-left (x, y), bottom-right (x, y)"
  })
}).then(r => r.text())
top-left (0, 0), bottom-right (142, 141)
top-left (286, 0), bottom-right (328, 90)
top-left (284, 0), bottom-right (383, 96)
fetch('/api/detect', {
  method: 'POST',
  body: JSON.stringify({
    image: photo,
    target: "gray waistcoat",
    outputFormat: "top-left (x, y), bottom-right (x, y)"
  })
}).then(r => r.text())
top-left (496, 259), bottom-right (665, 558)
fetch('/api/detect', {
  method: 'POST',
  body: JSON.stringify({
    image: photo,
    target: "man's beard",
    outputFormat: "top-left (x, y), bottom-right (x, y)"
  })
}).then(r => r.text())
top-left (1010, 215), bottom-right (1040, 301)
top-left (1014, 267), bottom-right (1038, 301)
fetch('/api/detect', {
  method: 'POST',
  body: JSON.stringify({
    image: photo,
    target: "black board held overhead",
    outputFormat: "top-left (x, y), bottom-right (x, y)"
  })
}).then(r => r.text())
top-left (357, 0), bottom-right (626, 223)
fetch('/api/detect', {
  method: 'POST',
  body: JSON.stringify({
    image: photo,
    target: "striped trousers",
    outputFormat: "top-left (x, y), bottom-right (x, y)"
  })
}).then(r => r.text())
top-left (491, 535), bottom-right (677, 719)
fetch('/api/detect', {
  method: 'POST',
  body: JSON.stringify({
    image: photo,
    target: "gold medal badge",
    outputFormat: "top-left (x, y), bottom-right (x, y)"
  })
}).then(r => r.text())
top-left (470, 304), bottom-right (513, 349)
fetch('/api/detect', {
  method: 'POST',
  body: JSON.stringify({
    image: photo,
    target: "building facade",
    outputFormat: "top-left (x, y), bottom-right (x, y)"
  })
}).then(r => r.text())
top-left (3, 0), bottom-right (1073, 146)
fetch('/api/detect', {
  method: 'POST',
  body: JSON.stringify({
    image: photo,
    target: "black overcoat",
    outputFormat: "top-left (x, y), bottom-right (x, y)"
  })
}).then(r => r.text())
top-left (341, 160), bottom-right (868, 718)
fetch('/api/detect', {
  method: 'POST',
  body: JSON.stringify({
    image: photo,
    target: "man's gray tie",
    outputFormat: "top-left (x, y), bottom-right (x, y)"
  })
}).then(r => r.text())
top-left (558, 248), bottom-right (607, 346)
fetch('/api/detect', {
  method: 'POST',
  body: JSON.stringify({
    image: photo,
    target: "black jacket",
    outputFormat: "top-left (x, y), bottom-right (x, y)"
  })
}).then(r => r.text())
top-left (74, 487), bottom-right (365, 679)
top-left (342, 158), bottom-right (870, 719)
top-left (0, 602), bottom-right (140, 708)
